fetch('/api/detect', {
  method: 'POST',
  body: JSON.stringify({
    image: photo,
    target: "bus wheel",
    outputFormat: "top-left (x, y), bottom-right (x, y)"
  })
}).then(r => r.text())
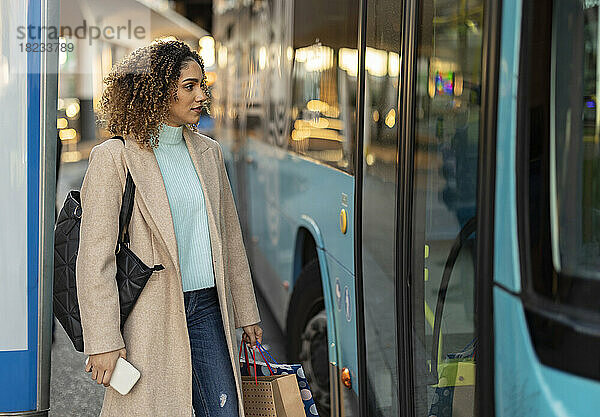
top-left (287, 259), bottom-right (331, 417)
top-left (300, 310), bottom-right (330, 416)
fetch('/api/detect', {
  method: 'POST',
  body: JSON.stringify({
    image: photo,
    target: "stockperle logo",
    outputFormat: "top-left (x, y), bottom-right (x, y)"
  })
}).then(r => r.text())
top-left (17, 20), bottom-right (147, 46)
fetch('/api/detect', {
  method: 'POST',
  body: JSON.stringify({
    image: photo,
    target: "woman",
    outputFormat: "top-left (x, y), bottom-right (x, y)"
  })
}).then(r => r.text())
top-left (76, 39), bottom-right (263, 417)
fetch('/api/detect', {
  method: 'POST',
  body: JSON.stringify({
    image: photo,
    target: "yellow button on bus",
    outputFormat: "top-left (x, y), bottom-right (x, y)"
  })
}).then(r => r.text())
top-left (340, 209), bottom-right (347, 234)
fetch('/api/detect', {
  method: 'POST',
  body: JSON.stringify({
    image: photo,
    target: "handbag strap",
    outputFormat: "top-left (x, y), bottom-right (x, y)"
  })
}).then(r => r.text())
top-left (113, 136), bottom-right (135, 253)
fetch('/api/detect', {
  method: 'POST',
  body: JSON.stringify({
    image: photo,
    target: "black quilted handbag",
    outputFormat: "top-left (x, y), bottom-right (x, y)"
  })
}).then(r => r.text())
top-left (53, 136), bottom-right (164, 352)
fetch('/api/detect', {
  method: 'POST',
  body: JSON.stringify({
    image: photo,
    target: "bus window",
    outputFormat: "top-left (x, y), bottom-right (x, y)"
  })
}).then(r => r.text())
top-left (551, 2), bottom-right (600, 283)
top-left (519, 0), bottom-right (600, 382)
top-left (360, 0), bottom-right (402, 414)
top-left (289, 0), bottom-right (358, 174)
top-left (410, 0), bottom-right (483, 415)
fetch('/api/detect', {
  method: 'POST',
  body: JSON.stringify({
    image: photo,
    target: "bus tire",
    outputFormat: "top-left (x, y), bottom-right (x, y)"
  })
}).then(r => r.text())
top-left (286, 258), bottom-right (331, 417)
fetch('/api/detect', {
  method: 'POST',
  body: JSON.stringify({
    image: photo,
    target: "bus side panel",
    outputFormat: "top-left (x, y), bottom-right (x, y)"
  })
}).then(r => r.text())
top-left (326, 253), bottom-right (359, 416)
top-left (244, 138), bottom-right (355, 318)
top-left (244, 139), bottom-right (295, 328)
top-left (494, 288), bottom-right (600, 416)
top-left (494, 1), bottom-right (600, 414)
top-left (246, 139), bottom-right (355, 269)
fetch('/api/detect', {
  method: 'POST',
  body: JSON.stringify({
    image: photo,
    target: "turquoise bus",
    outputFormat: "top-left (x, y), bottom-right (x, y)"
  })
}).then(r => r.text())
top-left (211, 0), bottom-right (600, 416)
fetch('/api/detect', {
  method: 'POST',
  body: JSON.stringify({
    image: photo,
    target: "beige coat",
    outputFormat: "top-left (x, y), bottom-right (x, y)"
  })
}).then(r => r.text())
top-left (75, 126), bottom-right (261, 417)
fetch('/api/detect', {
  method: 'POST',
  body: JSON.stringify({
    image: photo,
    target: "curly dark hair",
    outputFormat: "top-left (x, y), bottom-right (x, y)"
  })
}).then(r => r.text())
top-left (98, 39), bottom-right (211, 150)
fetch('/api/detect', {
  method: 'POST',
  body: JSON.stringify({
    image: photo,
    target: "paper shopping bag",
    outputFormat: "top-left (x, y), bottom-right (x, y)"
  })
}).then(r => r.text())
top-left (240, 341), bottom-right (320, 417)
top-left (241, 373), bottom-right (305, 417)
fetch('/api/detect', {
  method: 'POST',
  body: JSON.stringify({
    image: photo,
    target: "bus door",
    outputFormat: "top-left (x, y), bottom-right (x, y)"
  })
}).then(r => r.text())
top-left (357, 0), bottom-right (403, 415)
top-left (357, 0), bottom-right (497, 417)
top-left (403, 0), bottom-right (485, 415)
top-left (359, 0), bottom-right (489, 415)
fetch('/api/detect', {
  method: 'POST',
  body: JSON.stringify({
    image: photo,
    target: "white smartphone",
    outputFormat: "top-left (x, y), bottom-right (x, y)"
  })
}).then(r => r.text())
top-left (86, 356), bottom-right (141, 395)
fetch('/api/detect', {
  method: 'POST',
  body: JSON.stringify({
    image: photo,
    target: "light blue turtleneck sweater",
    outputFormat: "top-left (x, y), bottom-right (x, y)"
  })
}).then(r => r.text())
top-left (153, 123), bottom-right (216, 292)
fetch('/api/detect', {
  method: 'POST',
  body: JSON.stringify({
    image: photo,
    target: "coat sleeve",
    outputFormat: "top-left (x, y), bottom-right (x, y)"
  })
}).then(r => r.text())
top-left (75, 144), bottom-right (126, 355)
top-left (215, 143), bottom-right (261, 329)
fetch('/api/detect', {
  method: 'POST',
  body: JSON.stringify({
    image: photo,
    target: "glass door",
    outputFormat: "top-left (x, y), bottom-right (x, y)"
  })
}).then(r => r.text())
top-left (359, 0), bottom-right (402, 415)
top-left (408, 0), bottom-right (484, 415)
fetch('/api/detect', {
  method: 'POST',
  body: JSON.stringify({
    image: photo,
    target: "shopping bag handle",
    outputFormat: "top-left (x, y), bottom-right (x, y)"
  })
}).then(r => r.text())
top-left (253, 342), bottom-right (275, 376)
top-left (256, 341), bottom-right (280, 365)
top-left (251, 346), bottom-right (257, 385)
top-left (239, 341), bottom-right (259, 384)
top-left (239, 340), bottom-right (275, 376)
top-left (239, 342), bottom-right (251, 376)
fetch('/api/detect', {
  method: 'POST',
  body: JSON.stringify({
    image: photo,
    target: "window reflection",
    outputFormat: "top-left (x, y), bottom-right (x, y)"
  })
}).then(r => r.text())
top-left (411, 0), bottom-right (483, 415)
top-left (290, 0), bottom-right (358, 174)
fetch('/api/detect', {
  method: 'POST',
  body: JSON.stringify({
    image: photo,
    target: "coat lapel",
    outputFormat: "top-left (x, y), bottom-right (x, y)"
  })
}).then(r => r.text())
top-left (121, 126), bottom-right (213, 279)
top-left (182, 127), bottom-right (224, 286)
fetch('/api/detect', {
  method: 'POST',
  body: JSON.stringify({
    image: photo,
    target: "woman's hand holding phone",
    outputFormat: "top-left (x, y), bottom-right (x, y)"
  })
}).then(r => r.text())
top-left (85, 347), bottom-right (127, 387)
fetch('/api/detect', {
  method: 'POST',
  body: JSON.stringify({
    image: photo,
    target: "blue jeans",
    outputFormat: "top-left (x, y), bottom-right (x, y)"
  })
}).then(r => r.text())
top-left (184, 287), bottom-right (239, 417)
